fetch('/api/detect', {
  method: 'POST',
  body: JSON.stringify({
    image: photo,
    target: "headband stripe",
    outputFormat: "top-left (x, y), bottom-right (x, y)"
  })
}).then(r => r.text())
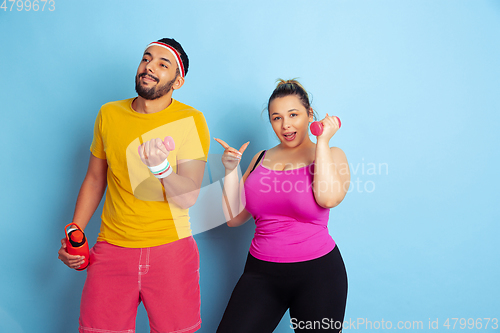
top-left (146, 42), bottom-right (185, 77)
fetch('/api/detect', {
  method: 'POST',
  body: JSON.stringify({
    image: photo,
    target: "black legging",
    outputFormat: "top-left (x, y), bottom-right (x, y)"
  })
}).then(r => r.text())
top-left (217, 246), bottom-right (348, 333)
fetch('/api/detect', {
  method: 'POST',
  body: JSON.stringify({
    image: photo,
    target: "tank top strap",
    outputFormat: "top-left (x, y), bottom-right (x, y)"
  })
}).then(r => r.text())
top-left (250, 150), bottom-right (266, 174)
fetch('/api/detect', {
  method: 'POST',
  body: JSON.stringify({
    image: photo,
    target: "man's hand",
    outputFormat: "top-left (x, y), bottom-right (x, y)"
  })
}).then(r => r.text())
top-left (57, 238), bottom-right (85, 270)
top-left (138, 138), bottom-right (170, 167)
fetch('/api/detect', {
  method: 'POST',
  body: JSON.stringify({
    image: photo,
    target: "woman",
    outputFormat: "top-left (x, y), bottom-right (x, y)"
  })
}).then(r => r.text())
top-left (214, 79), bottom-right (350, 332)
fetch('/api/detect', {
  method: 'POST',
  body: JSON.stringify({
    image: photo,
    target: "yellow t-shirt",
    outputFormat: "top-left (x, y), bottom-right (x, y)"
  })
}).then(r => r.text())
top-left (90, 98), bottom-right (210, 248)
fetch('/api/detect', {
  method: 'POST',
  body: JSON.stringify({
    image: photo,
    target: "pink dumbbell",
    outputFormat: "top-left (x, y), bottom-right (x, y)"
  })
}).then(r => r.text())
top-left (310, 116), bottom-right (341, 136)
top-left (163, 136), bottom-right (175, 151)
top-left (138, 136), bottom-right (175, 156)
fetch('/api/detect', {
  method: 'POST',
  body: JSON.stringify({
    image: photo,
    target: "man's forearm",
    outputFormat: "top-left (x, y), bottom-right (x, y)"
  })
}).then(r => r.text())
top-left (160, 173), bottom-right (200, 209)
top-left (72, 177), bottom-right (107, 230)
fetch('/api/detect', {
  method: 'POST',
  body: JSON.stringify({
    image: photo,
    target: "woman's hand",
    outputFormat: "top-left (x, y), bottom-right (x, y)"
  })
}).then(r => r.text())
top-left (317, 113), bottom-right (341, 142)
top-left (214, 138), bottom-right (249, 171)
top-left (138, 138), bottom-right (170, 167)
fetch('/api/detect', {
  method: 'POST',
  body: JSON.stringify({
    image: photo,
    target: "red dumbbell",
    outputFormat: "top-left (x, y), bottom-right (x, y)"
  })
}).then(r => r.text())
top-left (310, 116), bottom-right (341, 136)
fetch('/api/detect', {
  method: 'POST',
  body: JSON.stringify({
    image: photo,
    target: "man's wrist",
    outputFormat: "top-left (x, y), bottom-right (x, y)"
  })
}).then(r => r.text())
top-left (148, 158), bottom-right (172, 178)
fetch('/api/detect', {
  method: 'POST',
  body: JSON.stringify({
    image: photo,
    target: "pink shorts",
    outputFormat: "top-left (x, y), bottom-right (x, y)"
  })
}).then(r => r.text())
top-left (79, 236), bottom-right (201, 333)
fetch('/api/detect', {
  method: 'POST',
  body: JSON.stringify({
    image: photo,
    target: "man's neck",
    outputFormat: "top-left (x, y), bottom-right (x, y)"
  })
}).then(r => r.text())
top-left (132, 94), bottom-right (174, 114)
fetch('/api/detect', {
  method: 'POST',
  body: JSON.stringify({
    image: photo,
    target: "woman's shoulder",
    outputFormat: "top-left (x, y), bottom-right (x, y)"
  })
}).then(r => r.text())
top-left (242, 150), bottom-right (267, 181)
top-left (249, 150), bottom-right (266, 167)
top-left (329, 146), bottom-right (346, 157)
top-left (328, 147), bottom-right (349, 169)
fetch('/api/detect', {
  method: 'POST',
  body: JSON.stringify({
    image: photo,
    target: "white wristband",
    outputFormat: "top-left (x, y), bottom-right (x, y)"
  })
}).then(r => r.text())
top-left (148, 158), bottom-right (170, 173)
top-left (147, 158), bottom-right (173, 178)
top-left (154, 165), bottom-right (173, 179)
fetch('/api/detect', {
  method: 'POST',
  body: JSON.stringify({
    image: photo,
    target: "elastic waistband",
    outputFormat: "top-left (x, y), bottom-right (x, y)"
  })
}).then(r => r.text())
top-left (244, 245), bottom-right (340, 276)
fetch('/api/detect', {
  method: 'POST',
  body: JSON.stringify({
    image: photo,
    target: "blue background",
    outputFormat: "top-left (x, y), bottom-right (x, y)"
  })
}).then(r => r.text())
top-left (1, 0), bottom-right (499, 332)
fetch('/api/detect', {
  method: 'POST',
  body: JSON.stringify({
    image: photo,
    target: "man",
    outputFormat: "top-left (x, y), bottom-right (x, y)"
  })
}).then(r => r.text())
top-left (58, 38), bottom-right (210, 333)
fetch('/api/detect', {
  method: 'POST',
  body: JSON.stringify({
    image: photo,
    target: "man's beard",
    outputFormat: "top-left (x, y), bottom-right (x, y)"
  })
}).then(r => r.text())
top-left (135, 73), bottom-right (176, 100)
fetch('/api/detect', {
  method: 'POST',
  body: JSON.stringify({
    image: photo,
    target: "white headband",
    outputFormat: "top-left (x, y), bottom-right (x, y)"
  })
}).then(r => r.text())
top-left (145, 42), bottom-right (185, 77)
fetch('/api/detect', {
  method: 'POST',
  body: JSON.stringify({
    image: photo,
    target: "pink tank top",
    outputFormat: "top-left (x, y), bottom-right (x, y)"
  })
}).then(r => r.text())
top-left (244, 151), bottom-right (336, 263)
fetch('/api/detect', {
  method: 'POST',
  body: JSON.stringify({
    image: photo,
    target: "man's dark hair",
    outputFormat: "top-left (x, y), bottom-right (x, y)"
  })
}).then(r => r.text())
top-left (157, 38), bottom-right (189, 76)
